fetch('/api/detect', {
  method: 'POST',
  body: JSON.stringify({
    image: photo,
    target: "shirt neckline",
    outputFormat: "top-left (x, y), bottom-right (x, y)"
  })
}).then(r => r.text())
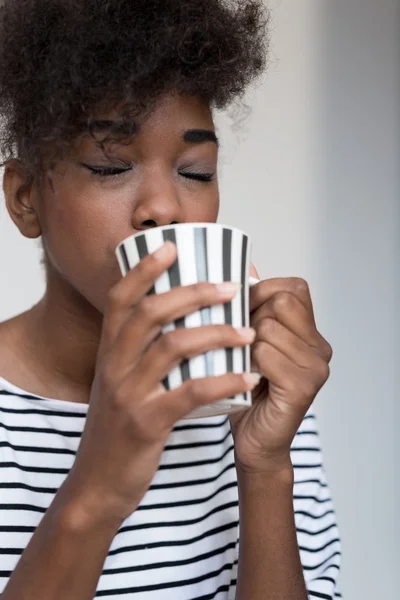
top-left (0, 375), bottom-right (89, 412)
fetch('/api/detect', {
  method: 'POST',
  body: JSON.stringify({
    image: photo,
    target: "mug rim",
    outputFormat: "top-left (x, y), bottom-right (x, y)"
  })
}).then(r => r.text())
top-left (115, 222), bottom-right (250, 254)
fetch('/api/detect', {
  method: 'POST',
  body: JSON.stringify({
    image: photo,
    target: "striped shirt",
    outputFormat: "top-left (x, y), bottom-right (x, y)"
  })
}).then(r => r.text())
top-left (0, 375), bottom-right (342, 599)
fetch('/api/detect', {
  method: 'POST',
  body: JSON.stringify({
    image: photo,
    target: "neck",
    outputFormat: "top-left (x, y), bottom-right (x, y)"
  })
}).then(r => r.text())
top-left (19, 272), bottom-right (104, 403)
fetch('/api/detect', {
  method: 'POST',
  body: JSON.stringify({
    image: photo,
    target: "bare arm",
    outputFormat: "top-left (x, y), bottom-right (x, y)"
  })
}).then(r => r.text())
top-left (235, 468), bottom-right (308, 600)
top-left (2, 478), bottom-right (124, 600)
top-left (2, 242), bottom-right (257, 599)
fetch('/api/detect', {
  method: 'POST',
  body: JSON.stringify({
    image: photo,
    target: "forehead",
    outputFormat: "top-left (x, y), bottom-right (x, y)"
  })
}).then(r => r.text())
top-left (73, 92), bottom-right (218, 156)
top-left (91, 93), bottom-right (215, 139)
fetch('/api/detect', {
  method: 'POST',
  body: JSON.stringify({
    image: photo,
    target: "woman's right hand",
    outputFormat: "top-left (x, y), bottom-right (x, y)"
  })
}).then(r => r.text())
top-left (64, 240), bottom-right (258, 526)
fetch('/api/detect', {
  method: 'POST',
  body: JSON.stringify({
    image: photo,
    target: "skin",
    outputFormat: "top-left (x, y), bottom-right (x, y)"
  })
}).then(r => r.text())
top-left (0, 91), bottom-right (332, 599)
top-left (1, 92), bottom-right (220, 402)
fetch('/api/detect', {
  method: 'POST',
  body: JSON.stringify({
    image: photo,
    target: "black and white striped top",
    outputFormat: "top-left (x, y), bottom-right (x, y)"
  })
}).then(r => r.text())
top-left (0, 375), bottom-right (342, 599)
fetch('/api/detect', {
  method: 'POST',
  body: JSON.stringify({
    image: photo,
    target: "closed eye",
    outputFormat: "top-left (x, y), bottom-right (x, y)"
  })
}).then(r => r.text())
top-left (82, 164), bottom-right (214, 182)
top-left (83, 165), bottom-right (131, 177)
top-left (180, 172), bottom-right (215, 182)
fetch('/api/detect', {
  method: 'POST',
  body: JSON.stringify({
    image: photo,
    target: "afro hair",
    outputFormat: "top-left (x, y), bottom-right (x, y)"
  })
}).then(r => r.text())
top-left (0, 0), bottom-right (269, 175)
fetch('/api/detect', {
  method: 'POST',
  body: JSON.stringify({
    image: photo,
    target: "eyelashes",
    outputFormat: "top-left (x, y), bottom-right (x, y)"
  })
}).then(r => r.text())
top-left (83, 165), bottom-right (215, 182)
top-left (181, 172), bottom-right (214, 182)
top-left (84, 166), bottom-right (130, 178)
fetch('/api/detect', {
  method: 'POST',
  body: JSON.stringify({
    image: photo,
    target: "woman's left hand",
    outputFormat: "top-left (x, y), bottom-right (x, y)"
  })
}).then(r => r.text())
top-left (229, 264), bottom-right (333, 474)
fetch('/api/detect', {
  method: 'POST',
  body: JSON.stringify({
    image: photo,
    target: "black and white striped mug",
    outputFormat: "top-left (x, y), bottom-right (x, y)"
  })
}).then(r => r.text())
top-left (115, 223), bottom-right (259, 419)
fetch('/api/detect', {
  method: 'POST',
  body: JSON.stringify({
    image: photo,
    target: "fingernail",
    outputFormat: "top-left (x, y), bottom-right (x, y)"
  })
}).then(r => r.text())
top-left (153, 241), bottom-right (175, 260)
top-left (242, 372), bottom-right (262, 389)
top-left (236, 327), bottom-right (256, 342)
top-left (216, 282), bottom-right (242, 298)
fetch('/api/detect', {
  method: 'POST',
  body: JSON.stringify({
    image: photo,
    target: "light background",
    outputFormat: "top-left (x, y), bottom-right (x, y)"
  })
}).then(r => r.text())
top-left (0, 1), bottom-right (399, 598)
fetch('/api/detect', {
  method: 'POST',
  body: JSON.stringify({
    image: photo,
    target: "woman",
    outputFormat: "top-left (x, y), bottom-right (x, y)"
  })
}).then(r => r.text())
top-left (0, 1), bottom-right (342, 598)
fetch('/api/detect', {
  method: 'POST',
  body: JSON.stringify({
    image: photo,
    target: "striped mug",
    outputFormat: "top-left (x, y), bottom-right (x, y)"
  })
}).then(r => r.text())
top-left (115, 223), bottom-right (260, 419)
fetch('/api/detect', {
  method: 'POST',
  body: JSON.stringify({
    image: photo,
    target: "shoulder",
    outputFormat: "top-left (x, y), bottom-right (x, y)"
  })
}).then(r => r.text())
top-left (0, 312), bottom-right (32, 388)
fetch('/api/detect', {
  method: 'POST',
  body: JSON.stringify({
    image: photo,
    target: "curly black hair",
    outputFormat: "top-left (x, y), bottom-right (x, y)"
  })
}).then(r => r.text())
top-left (0, 0), bottom-right (269, 176)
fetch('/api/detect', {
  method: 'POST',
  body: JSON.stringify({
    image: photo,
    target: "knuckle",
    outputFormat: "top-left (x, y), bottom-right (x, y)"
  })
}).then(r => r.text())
top-left (188, 379), bottom-right (209, 404)
top-left (136, 295), bottom-right (156, 320)
top-left (217, 325), bottom-right (235, 342)
top-left (272, 291), bottom-right (296, 312)
top-left (137, 252), bottom-right (160, 276)
top-left (324, 340), bottom-right (333, 361)
top-left (302, 378), bottom-right (320, 399)
top-left (260, 317), bottom-right (277, 338)
top-left (317, 360), bottom-right (331, 383)
top-left (159, 330), bottom-right (180, 354)
top-left (290, 277), bottom-right (309, 294)
top-left (252, 340), bottom-right (265, 362)
top-left (203, 325), bottom-right (238, 347)
top-left (194, 281), bottom-right (214, 300)
top-left (300, 368), bottom-right (326, 399)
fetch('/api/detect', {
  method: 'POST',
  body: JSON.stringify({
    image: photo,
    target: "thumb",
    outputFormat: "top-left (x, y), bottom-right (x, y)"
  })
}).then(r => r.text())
top-left (250, 262), bottom-right (260, 279)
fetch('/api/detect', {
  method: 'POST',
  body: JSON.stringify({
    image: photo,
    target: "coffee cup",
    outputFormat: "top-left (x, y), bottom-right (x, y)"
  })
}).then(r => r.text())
top-left (116, 223), bottom-right (260, 419)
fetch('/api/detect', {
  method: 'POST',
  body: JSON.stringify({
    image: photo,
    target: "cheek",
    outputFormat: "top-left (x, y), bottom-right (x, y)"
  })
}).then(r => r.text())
top-left (188, 188), bottom-right (219, 222)
top-left (40, 190), bottom-right (124, 313)
top-left (38, 175), bottom-right (220, 313)
top-left (202, 199), bottom-right (219, 222)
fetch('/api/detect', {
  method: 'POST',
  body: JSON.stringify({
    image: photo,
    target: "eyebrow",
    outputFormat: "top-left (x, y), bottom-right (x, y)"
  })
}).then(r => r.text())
top-left (183, 129), bottom-right (219, 147)
top-left (86, 120), bottom-right (219, 147)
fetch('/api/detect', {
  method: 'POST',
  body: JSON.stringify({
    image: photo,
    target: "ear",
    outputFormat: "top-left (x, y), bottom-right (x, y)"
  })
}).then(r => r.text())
top-left (3, 159), bottom-right (42, 239)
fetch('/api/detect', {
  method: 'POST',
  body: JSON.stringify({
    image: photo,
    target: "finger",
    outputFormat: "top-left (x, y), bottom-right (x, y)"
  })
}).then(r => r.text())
top-left (250, 293), bottom-right (330, 361)
top-left (161, 372), bottom-right (259, 424)
top-left (254, 317), bottom-right (327, 370)
top-left (250, 262), bottom-right (260, 279)
top-left (108, 282), bottom-right (243, 376)
top-left (110, 372), bottom-right (258, 443)
top-left (251, 340), bottom-right (330, 406)
top-left (250, 277), bottom-right (316, 326)
top-left (126, 324), bottom-right (256, 393)
top-left (101, 241), bottom-right (177, 350)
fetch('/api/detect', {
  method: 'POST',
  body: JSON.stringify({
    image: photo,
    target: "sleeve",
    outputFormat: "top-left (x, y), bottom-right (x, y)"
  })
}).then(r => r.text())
top-left (290, 407), bottom-right (343, 599)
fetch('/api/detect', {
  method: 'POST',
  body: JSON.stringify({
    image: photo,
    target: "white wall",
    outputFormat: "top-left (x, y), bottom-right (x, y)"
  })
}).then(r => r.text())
top-left (316, 1), bottom-right (400, 597)
top-left (1, 1), bottom-right (399, 598)
top-left (0, 193), bottom-right (45, 315)
top-left (218, 2), bottom-right (400, 599)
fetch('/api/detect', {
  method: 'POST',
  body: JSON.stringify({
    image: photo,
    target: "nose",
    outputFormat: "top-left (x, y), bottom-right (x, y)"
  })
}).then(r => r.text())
top-left (131, 169), bottom-right (182, 231)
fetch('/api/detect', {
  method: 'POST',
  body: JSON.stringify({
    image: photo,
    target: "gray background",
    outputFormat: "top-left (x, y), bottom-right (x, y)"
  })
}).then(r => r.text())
top-left (1, 1), bottom-right (399, 598)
